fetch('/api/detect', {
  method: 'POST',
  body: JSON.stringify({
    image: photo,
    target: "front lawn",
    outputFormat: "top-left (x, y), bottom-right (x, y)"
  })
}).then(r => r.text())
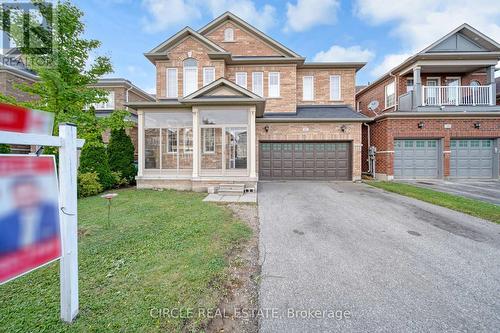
top-left (0, 189), bottom-right (251, 332)
top-left (366, 181), bottom-right (500, 223)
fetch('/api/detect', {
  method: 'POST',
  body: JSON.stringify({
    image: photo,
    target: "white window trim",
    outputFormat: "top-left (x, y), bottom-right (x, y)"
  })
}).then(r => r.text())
top-left (329, 75), bottom-right (341, 101)
top-left (406, 78), bottom-right (414, 92)
top-left (302, 76), bottom-right (314, 101)
top-left (445, 76), bottom-right (461, 86)
top-left (202, 128), bottom-right (215, 154)
top-left (166, 128), bottom-right (178, 154)
top-left (203, 67), bottom-right (215, 86)
top-left (92, 91), bottom-right (115, 110)
top-left (384, 81), bottom-right (396, 109)
top-left (183, 61), bottom-right (198, 97)
top-left (426, 77), bottom-right (441, 86)
top-left (268, 72), bottom-right (280, 98)
top-left (224, 27), bottom-right (234, 42)
top-left (166, 68), bottom-right (178, 98)
top-left (252, 72), bottom-right (263, 96)
top-left (183, 128), bottom-right (193, 154)
top-left (235, 72), bottom-right (247, 89)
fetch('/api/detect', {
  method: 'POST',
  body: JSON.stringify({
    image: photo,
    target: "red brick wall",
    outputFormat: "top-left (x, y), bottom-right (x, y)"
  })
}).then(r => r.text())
top-left (356, 76), bottom-right (396, 117)
top-left (367, 117), bottom-right (500, 178)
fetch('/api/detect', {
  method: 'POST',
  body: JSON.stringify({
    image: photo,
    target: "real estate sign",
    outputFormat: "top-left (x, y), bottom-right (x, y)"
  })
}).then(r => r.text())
top-left (0, 155), bottom-right (61, 284)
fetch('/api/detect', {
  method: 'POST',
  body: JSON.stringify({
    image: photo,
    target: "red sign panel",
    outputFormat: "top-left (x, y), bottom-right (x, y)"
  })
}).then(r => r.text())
top-left (0, 103), bottom-right (54, 135)
top-left (0, 155), bottom-right (61, 284)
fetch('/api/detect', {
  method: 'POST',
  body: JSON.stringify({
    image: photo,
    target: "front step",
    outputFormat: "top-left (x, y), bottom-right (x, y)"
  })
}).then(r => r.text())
top-left (218, 183), bottom-right (245, 196)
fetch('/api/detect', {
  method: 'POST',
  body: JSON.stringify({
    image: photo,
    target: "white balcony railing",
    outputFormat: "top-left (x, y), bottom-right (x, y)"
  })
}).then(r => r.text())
top-left (422, 85), bottom-right (494, 106)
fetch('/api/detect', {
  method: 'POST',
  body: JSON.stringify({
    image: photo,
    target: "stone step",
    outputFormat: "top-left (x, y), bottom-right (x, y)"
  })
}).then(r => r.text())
top-left (218, 183), bottom-right (245, 195)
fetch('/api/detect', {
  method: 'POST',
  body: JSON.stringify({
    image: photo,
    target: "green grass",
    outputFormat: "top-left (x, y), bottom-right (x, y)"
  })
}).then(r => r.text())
top-left (0, 189), bottom-right (251, 332)
top-left (366, 181), bottom-right (500, 223)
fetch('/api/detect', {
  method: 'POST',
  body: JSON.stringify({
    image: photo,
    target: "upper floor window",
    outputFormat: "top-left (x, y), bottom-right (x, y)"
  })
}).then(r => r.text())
top-left (268, 72), bottom-right (280, 98)
top-left (183, 58), bottom-right (198, 96)
top-left (406, 78), bottom-right (414, 92)
top-left (385, 81), bottom-right (395, 108)
top-left (329, 75), bottom-right (341, 101)
top-left (92, 91), bottom-right (115, 110)
top-left (224, 28), bottom-right (234, 42)
top-left (303, 76), bottom-right (314, 101)
top-left (166, 68), bottom-right (178, 98)
top-left (235, 72), bottom-right (247, 89)
top-left (252, 72), bottom-right (263, 97)
top-left (203, 67), bottom-right (215, 86)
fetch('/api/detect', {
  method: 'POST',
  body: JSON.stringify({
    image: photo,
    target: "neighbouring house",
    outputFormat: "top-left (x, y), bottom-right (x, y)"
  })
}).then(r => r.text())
top-left (496, 76), bottom-right (500, 105)
top-left (357, 24), bottom-right (500, 180)
top-left (127, 12), bottom-right (368, 191)
top-left (89, 78), bottom-right (155, 160)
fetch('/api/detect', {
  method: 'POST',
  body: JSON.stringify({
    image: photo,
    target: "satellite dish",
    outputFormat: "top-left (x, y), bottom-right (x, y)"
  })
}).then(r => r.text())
top-left (368, 100), bottom-right (379, 111)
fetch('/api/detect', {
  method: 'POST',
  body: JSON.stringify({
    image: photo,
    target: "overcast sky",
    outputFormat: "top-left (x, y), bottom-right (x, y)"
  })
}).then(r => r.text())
top-left (74, 0), bottom-right (500, 93)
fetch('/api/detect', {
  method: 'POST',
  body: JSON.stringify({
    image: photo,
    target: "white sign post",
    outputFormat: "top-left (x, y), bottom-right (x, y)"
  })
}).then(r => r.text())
top-left (0, 122), bottom-right (84, 323)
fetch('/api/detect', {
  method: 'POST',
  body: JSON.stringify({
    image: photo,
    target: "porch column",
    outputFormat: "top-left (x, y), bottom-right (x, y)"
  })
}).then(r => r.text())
top-left (137, 110), bottom-right (144, 177)
top-left (192, 107), bottom-right (200, 178)
top-left (249, 107), bottom-right (257, 178)
top-left (487, 65), bottom-right (496, 106)
top-left (413, 66), bottom-right (422, 107)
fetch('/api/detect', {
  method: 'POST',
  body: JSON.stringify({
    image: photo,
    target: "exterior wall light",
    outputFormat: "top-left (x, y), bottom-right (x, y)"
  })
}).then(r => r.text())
top-left (264, 125), bottom-right (270, 132)
top-left (418, 122), bottom-right (424, 129)
top-left (474, 122), bottom-right (481, 129)
top-left (340, 125), bottom-right (347, 132)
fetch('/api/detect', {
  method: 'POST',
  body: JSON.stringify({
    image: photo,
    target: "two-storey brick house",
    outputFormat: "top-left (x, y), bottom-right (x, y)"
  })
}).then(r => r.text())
top-left (128, 12), bottom-right (368, 191)
top-left (357, 24), bottom-right (500, 180)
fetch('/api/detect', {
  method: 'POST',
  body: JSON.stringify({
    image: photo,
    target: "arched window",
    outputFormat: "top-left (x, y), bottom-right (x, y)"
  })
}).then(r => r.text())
top-left (470, 80), bottom-right (481, 87)
top-left (183, 58), bottom-right (198, 96)
top-left (224, 28), bottom-right (234, 42)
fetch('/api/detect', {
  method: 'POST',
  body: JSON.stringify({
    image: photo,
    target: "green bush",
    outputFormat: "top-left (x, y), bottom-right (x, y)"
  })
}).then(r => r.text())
top-left (111, 171), bottom-right (128, 188)
top-left (108, 128), bottom-right (136, 182)
top-left (79, 141), bottom-right (115, 190)
top-left (77, 172), bottom-right (103, 198)
top-left (0, 144), bottom-right (11, 154)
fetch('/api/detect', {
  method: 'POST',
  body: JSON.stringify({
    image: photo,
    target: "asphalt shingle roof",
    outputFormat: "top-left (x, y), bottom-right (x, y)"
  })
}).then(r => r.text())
top-left (261, 105), bottom-right (368, 120)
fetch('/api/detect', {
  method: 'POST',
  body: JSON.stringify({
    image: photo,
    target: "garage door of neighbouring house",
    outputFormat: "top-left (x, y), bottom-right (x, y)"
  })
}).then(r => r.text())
top-left (450, 139), bottom-right (494, 178)
top-left (394, 139), bottom-right (439, 179)
top-left (259, 142), bottom-right (351, 180)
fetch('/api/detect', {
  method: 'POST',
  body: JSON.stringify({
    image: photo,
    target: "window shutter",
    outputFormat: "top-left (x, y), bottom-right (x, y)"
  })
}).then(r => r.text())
top-left (330, 75), bottom-right (341, 100)
top-left (303, 76), bottom-right (314, 100)
top-left (167, 68), bottom-right (178, 98)
top-left (252, 72), bottom-right (263, 96)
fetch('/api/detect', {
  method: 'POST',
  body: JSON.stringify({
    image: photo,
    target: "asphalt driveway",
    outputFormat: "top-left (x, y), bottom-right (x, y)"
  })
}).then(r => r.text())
top-left (258, 182), bottom-right (500, 332)
top-left (399, 179), bottom-right (500, 205)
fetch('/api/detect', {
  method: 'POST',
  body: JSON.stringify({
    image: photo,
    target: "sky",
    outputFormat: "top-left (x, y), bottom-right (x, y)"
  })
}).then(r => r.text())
top-left (72, 0), bottom-right (500, 93)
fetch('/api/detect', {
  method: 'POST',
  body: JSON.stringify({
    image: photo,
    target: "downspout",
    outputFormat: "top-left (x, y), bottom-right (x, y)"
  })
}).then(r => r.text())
top-left (363, 122), bottom-right (371, 175)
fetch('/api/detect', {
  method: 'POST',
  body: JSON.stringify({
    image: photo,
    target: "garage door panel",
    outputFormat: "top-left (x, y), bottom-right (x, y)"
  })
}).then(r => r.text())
top-left (260, 141), bottom-right (351, 180)
top-left (394, 139), bottom-right (439, 179)
top-left (450, 139), bottom-right (493, 178)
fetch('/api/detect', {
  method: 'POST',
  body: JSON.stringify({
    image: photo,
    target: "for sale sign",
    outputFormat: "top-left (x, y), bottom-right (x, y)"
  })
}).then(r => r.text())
top-left (0, 103), bottom-right (54, 135)
top-left (0, 155), bottom-right (61, 284)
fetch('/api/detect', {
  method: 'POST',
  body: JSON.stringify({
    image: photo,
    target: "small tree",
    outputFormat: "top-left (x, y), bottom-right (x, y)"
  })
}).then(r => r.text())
top-left (0, 144), bottom-right (11, 154)
top-left (79, 141), bottom-right (114, 190)
top-left (108, 128), bottom-right (136, 182)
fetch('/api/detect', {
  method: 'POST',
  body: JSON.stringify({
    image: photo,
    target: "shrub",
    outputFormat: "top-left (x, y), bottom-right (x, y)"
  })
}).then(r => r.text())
top-left (108, 128), bottom-right (136, 182)
top-left (111, 171), bottom-right (128, 188)
top-left (79, 141), bottom-right (115, 190)
top-left (0, 144), bottom-right (11, 154)
top-left (78, 172), bottom-right (103, 198)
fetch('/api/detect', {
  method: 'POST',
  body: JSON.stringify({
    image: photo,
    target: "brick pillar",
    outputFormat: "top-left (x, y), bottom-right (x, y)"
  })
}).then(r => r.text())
top-left (443, 136), bottom-right (450, 178)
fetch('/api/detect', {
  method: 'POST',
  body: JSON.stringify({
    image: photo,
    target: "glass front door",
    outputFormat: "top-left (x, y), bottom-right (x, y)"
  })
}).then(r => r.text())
top-left (225, 128), bottom-right (248, 170)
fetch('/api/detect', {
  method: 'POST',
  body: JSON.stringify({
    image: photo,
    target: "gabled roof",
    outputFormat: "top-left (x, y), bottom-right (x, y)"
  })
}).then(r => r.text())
top-left (181, 77), bottom-right (264, 101)
top-left (144, 27), bottom-right (228, 63)
top-left (93, 78), bottom-right (155, 101)
top-left (197, 11), bottom-right (302, 58)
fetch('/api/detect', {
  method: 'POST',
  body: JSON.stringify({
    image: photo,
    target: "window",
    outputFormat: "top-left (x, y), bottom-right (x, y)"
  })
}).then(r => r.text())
top-left (235, 72), bottom-right (247, 89)
top-left (166, 68), bottom-right (178, 98)
top-left (302, 76), bottom-right (314, 101)
top-left (166, 128), bottom-right (178, 153)
top-left (183, 58), bottom-right (198, 96)
top-left (203, 67), bottom-right (215, 86)
top-left (406, 78), bottom-right (414, 92)
top-left (252, 72), bottom-right (263, 96)
top-left (224, 27), bottom-right (234, 42)
top-left (385, 81), bottom-right (395, 108)
top-left (203, 128), bottom-right (215, 153)
top-left (184, 128), bottom-right (193, 153)
top-left (268, 72), bottom-right (280, 97)
top-left (329, 75), bottom-right (341, 101)
top-left (92, 91), bottom-right (115, 110)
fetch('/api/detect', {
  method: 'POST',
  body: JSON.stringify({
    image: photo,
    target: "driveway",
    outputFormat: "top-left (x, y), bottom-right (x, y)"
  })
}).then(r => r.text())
top-left (258, 182), bottom-right (500, 332)
top-left (399, 179), bottom-right (500, 205)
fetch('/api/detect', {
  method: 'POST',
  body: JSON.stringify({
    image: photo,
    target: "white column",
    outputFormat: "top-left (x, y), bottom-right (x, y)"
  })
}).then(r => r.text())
top-left (58, 123), bottom-right (79, 323)
top-left (249, 107), bottom-right (257, 178)
top-left (413, 66), bottom-right (422, 107)
top-left (137, 111), bottom-right (144, 177)
top-left (192, 107), bottom-right (200, 178)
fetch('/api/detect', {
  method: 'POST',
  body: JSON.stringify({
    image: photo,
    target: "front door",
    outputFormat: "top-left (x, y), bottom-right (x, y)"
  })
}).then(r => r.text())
top-left (426, 78), bottom-right (439, 105)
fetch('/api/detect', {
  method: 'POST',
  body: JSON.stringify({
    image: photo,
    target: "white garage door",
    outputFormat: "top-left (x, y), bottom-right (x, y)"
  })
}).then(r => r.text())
top-left (394, 139), bottom-right (439, 179)
top-left (450, 139), bottom-right (494, 178)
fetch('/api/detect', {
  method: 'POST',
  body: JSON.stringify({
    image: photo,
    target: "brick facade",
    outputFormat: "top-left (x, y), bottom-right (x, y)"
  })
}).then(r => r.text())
top-left (256, 122), bottom-right (363, 180)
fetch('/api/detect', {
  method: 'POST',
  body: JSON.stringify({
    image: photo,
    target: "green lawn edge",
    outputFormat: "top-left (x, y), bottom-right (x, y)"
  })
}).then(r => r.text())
top-left (365, 181), bottom-right (500, 224)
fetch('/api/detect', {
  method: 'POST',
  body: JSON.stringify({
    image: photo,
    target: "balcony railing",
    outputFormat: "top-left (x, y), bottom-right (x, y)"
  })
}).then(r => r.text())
top-left (422, 84), bottom-right (494, 106)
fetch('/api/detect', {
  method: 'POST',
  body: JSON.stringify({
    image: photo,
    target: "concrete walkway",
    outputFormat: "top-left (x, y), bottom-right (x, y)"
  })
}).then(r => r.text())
top-left (258, 182), bottom-right (500, 332)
